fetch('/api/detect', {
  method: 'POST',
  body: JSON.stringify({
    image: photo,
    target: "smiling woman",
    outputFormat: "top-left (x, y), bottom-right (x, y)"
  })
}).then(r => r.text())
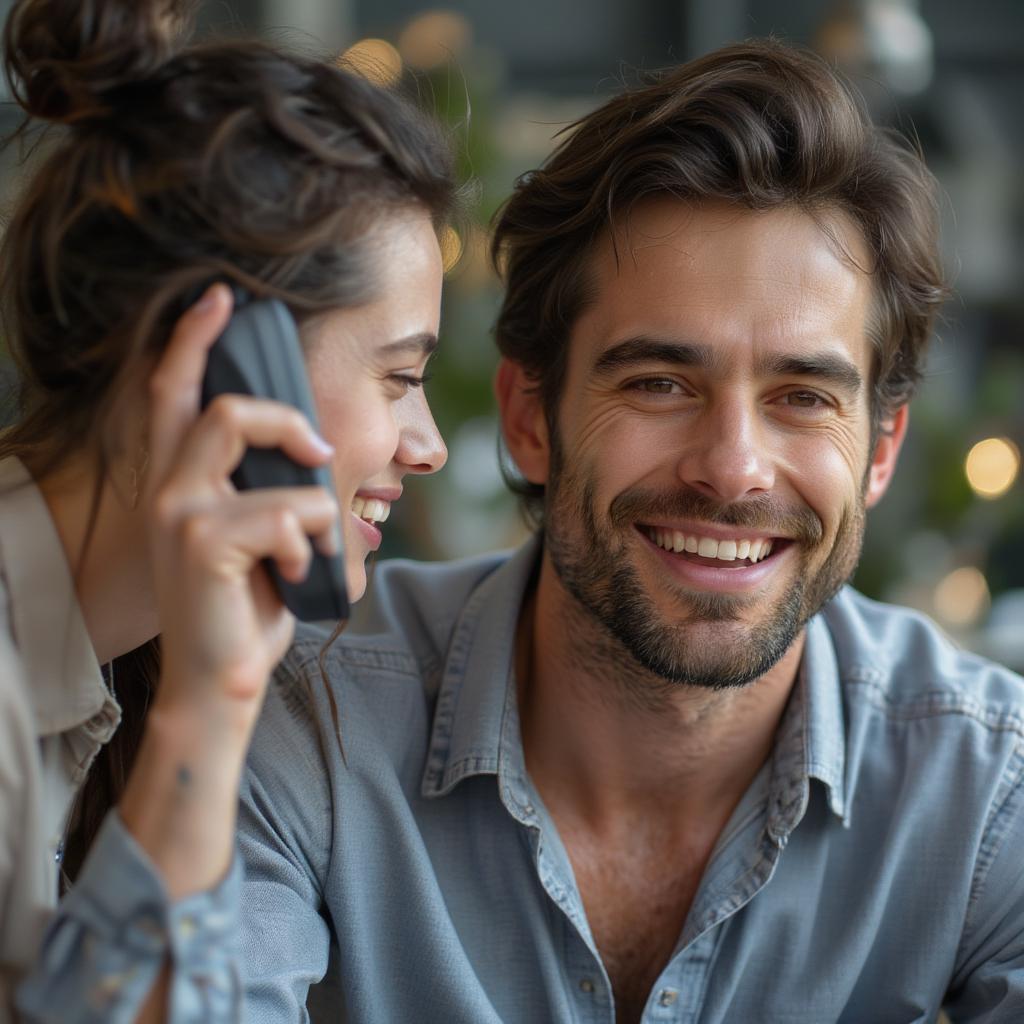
top-left (0, 0), bottom-right (457, 1019)
top-left (301, 212), bottom-right (448, 601)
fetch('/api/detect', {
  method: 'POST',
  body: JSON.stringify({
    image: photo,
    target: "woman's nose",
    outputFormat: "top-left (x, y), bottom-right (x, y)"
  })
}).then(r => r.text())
top-left (396, 390), bottom-right (447, 475)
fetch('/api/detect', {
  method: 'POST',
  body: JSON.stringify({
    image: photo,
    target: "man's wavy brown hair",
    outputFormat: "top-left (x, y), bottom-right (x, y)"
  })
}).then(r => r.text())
top-left (492, 39), bottom-right (947, 523)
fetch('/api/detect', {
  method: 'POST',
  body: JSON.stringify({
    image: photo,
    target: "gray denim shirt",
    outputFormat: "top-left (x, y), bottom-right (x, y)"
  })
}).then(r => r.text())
top-left (239, 538), bottom-right (1024, 1023)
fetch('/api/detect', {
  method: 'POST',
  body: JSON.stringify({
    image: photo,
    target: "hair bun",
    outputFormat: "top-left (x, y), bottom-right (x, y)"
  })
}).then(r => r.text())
top-left (3, 0), bottom-right (195, 124)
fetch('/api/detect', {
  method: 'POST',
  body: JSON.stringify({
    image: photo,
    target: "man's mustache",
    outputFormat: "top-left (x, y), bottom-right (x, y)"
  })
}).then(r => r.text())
top-left (609, 488), bottom-right (824, 546)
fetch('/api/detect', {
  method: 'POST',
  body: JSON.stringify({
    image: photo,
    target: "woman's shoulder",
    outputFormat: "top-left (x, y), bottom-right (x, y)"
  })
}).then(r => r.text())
top-left (0, 597), bottom-right (34, 735)
top-left (0, 552), bottom-right (32, 722)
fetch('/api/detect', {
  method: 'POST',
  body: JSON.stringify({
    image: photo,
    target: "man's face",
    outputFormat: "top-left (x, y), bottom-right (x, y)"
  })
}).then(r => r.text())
top-left (533, 199), bottom-right (896, 689)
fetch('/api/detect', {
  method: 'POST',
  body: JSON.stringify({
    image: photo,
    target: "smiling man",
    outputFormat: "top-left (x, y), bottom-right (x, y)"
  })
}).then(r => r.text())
top-left (238, 40), bottom-right (1024, 1023)
top-left (529, 201), bottom-right (879, 697)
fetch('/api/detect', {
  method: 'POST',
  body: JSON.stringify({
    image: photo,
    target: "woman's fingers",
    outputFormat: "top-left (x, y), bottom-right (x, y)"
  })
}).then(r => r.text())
top-left (174, 487), bottom-right (340, 585)
top-left (146, 283), bottom-right (234, 488)
top-left (167, 394), bottom-right (334, 496)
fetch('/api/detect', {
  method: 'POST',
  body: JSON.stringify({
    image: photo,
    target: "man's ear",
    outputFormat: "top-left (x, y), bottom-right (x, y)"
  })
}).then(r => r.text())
top-left (865, 404), bottom-right (909, 509)
top-left (495, 358), bottom-right (550, 485)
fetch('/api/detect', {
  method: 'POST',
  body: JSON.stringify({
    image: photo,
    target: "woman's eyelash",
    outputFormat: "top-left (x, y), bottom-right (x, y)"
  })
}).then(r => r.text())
top-left (391, 372), bottom-right (433, 389)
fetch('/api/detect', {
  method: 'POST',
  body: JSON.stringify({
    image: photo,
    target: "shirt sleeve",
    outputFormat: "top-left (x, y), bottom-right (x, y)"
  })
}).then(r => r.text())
top-left (14, 812), bottom-right (243, 1024)
top-left (236, 670), bottom-right (334, 1022)
top-left (944, 744), bottom-right (1024, 1022)
top-left (0, 656), bottom-right (47, 1024)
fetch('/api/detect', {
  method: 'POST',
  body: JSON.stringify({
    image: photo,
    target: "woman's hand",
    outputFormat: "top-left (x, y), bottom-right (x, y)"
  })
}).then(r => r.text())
top-left (120, 283), bottom-right (339, 900)
top-left (143, 283), bottom-right (339, 720)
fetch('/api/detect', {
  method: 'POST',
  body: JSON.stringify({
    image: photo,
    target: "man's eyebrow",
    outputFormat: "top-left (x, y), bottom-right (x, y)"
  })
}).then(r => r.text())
top-left (379, 332), bottom-right (439, 357)
top-left (755, 353), bottom-right (863, 395)
top-left (591, 336), bottom-right (863, 395)
top-left (592, 337), bottom-right (717, 375)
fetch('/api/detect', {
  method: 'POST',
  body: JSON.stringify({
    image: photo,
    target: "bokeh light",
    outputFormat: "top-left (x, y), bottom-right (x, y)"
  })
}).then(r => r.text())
top-left (965, 437), bottom-right (1020, 499)
top-left (398, 10), bottom-right (472, 71)
top-left (339, 39), bottom-right (403, 88)
top-left (440, 226), bottom-right (464, 274)
top-left (934, 566), bottom-right (991, 627)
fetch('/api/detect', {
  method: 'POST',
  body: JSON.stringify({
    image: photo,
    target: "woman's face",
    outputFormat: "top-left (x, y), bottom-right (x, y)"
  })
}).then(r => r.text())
top-left (303, 211), bottom-right (447, 602)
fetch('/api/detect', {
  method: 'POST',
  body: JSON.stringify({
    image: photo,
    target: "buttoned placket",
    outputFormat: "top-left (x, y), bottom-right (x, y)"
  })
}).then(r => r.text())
top-left (491, 604), bottom-right (814, 1024)
top-left (510, 704), bottom-right (808, 1024)
top-left (641, 930), bottom-right (720, 1023)
top-left (515, 794), bottom-right (615, 1024)
top-left (635, 806), bottom-right (786, 1022)
top-left (497, 666), bottom-right (615, 1023)
top-left (637, 667), bottom-right (839, 1023)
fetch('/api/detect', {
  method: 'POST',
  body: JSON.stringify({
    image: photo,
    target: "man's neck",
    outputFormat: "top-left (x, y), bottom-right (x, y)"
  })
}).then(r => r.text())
top-left (518, 550), bottom-right (804, 839)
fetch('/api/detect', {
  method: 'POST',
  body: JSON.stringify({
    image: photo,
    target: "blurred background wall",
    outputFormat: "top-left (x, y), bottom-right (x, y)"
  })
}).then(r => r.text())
top-left (2, 0), bottom-right (1022, 668)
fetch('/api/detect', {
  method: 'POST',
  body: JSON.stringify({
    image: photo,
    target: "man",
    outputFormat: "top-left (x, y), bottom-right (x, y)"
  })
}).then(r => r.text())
top-left (239, 40), bottom-right (1024, 1023)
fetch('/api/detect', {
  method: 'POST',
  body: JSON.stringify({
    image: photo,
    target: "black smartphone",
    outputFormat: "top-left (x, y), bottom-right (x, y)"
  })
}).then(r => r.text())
top-left (199, 288), bottom-right (349, 622)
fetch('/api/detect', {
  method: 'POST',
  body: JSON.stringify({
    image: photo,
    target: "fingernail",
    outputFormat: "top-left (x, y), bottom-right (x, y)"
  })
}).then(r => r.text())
top-left (311, 433), bottom-right (335, 456)
top-left (192, 285), bottom-right (220, 314)
top-left (316, 521), bottom-right (342, 558)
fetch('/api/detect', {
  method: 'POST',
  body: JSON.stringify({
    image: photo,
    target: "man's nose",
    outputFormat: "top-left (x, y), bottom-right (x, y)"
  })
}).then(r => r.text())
top-left (396, 390), bottom-right (448, 475)
top-left (675, 396), bottom-right (775, 503)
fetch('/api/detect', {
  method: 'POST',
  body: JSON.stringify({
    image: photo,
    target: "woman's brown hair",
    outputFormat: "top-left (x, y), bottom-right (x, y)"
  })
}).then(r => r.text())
top-left (492, 39), bottom-right (947, 523)
top-left (1, 0), bottom-right (458, 881)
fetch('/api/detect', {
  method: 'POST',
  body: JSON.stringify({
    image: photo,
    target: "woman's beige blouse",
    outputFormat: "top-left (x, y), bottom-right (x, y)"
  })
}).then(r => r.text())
top-left (0, 456), bottom-right (119, 1018)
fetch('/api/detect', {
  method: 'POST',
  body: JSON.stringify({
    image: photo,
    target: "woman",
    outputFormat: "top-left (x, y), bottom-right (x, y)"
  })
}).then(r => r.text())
top-left (0, 0), bottom-right (456, 1019)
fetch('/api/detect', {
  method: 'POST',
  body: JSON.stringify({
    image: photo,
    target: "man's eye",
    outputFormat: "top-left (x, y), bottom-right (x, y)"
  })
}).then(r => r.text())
top-left (628, 378), bottom-right (682, 395)
top-left (782, 390), bottom-right (829, 409)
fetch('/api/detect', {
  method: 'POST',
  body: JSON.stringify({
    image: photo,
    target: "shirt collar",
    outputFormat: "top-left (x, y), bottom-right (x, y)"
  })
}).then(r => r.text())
top-left (421, 534), bottom-right (850, 832)
top-left (766, 608), bottom-right (850, 837)
top-left (0, 456), bottom-right (115, 736)
top-left (421, 536), bottom-right (541, 799)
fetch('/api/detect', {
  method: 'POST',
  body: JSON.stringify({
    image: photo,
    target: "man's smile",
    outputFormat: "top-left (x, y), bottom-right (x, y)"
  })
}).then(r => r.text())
top-left (635, 522), bottom-right (796, 593)
top-left (639, 524), bottom-right (780, 564)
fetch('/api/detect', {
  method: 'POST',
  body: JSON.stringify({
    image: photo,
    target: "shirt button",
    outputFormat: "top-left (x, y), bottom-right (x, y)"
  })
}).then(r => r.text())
top-left (178, 915), bottom-right (198, 939)
top-left (579, 978), bottom-right (595, 994)
top-left (91, 972), bottom-right (128, 1004)
top-left (136, 915), bottom-right (165, 947)
top-left (658, 988), bottom-right (679, 1006)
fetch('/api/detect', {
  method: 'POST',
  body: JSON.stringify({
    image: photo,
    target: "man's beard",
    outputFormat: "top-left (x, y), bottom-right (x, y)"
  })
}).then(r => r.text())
top-left (544, 435), bottom-right (866, 693)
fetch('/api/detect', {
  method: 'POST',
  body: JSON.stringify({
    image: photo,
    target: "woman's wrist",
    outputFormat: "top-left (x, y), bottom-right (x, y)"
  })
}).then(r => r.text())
top-left (118, 694), bottom-right (252, 900)
top-left (148, 671), bottom-right (262, 749)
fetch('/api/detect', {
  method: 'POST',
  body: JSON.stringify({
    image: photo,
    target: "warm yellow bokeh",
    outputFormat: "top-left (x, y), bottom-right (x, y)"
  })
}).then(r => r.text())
top-left (965, 436), bottom-right (1020, 499)
top-left (339, 39), bottom-right (403, 88)
top-left (440, 225), bottom-right (464, 274)
top-left (398, 10), bottom-right (472, 70)
top-left (934, 566), bottom-right (990, 627)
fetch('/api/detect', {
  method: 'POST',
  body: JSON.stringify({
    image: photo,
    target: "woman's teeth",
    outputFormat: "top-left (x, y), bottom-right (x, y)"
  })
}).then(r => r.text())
top-left (646, 527), bottom-right (774, 563)
top-left (351, 497), bottom-right (391, 525)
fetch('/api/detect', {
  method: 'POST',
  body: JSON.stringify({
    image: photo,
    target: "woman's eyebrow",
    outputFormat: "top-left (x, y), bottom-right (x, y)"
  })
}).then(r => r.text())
top-left (379, 332), bottom-right (439, 357)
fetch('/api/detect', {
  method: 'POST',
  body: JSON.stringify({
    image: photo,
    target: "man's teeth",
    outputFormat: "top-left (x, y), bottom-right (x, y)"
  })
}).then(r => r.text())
top-left (351, 497), bottom-right (391, 524)
top-left (648, 528), bottom-right (773, 562)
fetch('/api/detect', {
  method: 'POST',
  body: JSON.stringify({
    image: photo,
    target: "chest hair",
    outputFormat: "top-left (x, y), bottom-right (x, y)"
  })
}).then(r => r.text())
top-left (564, 824), bottom-right (713, 1024)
